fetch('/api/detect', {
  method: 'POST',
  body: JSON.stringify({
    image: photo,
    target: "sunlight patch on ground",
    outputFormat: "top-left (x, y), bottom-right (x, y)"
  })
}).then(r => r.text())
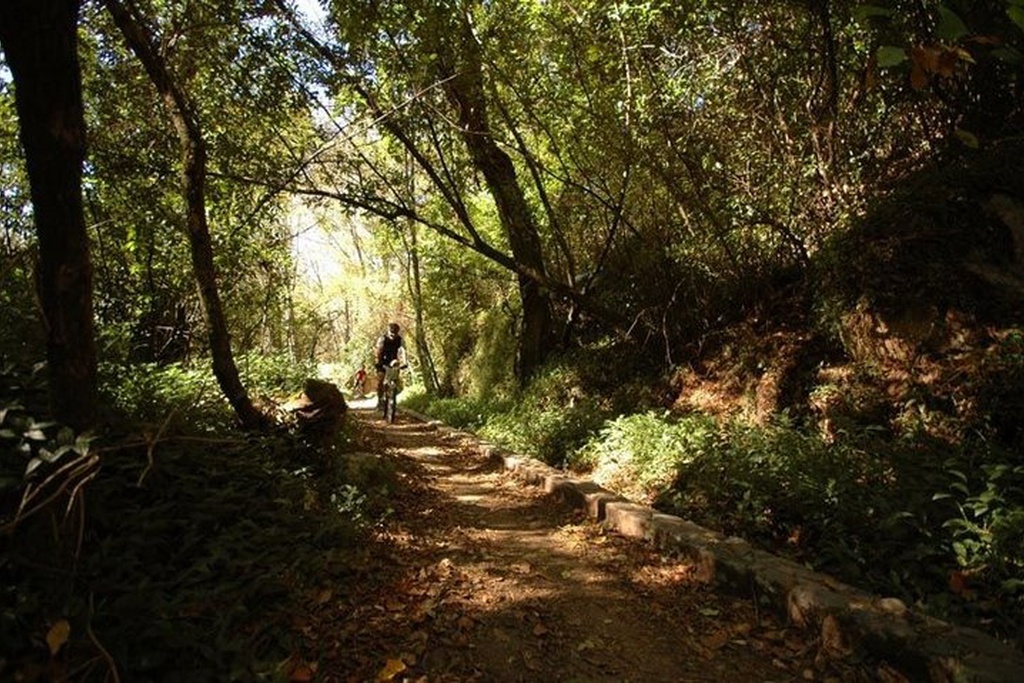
top-left (406, 445), bottom-right (447, 458)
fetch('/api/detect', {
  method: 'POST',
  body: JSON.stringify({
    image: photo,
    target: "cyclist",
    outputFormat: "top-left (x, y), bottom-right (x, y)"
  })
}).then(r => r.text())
top-left (350, 365), bottom-right (367, 398)
top-left (374, 322), bottom-right (406, 407)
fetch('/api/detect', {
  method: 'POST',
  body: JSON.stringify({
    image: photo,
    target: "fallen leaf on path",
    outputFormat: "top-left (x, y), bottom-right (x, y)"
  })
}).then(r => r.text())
top-left (282, 654), bottom-right (317, 682)
top-left (701, 628), bottom-right (731, 654)
top-left (376, 657), bottom-right (407, 681)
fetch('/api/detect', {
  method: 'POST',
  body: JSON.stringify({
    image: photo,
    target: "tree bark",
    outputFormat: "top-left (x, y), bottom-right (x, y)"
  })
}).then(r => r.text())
top-left (0, 0), bottom-right (99, 429)
top-left (102, 0), bottom-right (266, 429)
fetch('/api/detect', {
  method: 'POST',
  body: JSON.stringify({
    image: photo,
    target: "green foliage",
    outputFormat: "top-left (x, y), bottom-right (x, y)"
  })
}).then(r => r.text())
top-left (977, 328), bottom-right (1024, 449)
top-left (0, 90), bottom-right (43, 366)
top-left (401, 394), bottom-right (511, 433)
top-left (412, 346), bottom-right (659, 466)
top-left (78, 1), bottom-right (317, 368)
top-left (934, 448), bottom-right (1024, 638)
top-left (1, 363), bottom-right (97, 532)
top-left (463, 304), bottom-right (518, 399)
top-left (577, 412), bottom-right (720, 501)
top-left (99, 354), bottom-right (316, 431)
top-left (236, 352), bottom-right (317, 396)
top-left (656, 418), bottom-right (904, 577)
top-left (409, 386), bottom-right (608, 467)
top-left (480, 396), bottom-right (607, 466)
top-left (576, 408), bottom-right (1024, 644)
top-left (100, 362), bottom-right (230, 430)
top-left (461, 359), bottom-right (614, 464)
top-left (2, 358), bottom-right (368, 681)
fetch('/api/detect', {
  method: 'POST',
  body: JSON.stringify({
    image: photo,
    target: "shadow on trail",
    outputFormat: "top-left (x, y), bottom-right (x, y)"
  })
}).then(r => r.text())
top-left (315, 407), bottom-right (860, 683)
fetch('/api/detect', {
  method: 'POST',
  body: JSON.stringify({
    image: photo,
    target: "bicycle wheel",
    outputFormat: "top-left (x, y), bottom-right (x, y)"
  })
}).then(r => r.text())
top-left (387, 388), bottom-right (397, 423)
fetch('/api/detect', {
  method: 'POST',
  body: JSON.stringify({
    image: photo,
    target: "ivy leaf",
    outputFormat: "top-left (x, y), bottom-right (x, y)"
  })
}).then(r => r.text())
top-left (936, 7), bottom-right (970, 42)
top-left (876, 45), bottom-right (907, 68)
top-left (25, 457), bottom-right (43, 477)
top-left (1009, 6), bottom-right (1024, 33)
top-left (954, 128), bottom-right (980, 148)
top-left (852, 4), bottom-right (893, 23)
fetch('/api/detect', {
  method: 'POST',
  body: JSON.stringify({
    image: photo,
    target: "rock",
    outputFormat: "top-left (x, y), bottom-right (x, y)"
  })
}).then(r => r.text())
top-left (284, 378), bottom-right (347, 443)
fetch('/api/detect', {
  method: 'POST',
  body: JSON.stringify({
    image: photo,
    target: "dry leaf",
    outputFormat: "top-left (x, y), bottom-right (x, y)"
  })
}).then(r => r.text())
top-left (909, 60), bottom-right (929, 90)
top-left (47, 619), bottom-right (70, 656)
top-left (290, 663), bottom-right (315, 682)
top-left (376, 657), bottom-right (407, 681)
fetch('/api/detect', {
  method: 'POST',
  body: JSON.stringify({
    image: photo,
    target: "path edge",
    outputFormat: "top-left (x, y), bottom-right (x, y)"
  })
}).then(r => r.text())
top-left (400, 408), bottom-right (1024, 683)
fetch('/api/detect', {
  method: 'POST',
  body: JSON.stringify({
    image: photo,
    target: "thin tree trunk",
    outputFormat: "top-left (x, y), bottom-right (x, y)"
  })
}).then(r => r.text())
top-left (102, 0), bottom-right (266, 429)
top-left (808, 0), bottom-right (838, 186)
top-left (403, 225), bottom-right (440, 395)
top-left (0, 0), bottom-right (98, 429)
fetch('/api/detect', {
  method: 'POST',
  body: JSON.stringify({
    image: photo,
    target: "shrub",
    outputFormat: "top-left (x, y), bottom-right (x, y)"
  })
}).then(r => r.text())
top-left (576, 412), bottom-right (720, 501)
top-left (480, 396), bottom-right (607, 466)
top-left (99, 354), bottom-right (318, 431)
top-left (934, 447), bottom-right (1024, 643)
top-left (403, 395), bottom-right (510, 432)
top-left (100, 361), bottom-right (230, 431)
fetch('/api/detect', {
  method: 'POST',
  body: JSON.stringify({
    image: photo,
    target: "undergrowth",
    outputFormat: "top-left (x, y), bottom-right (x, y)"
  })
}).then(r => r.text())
top-left (653, 417), bottom-right (1024, 648)
top-left (1, 359), bottom-right (372, 681)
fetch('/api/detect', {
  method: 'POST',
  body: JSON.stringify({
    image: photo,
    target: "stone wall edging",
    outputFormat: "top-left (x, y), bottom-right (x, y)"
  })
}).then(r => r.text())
top-left (401, 409), bottom-right (1024, 682)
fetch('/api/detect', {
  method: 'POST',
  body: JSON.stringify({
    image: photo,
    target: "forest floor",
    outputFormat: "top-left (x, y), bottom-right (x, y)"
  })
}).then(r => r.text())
top-left (290, 404), bottom-right (890, 683)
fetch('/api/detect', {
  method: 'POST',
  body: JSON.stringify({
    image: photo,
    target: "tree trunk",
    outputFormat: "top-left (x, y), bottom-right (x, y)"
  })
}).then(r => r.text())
top-left (437, 19), bottom-right (553, 382)
top-left (103, 0), bottom-right (266, 429)
top-left (403, 225), bottom-right (441, 395)
top-left (0, 0), bottom-right (99, 429)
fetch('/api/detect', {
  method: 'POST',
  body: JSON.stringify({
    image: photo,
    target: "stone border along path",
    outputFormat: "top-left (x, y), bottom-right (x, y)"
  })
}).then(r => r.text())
top-left (398, 407), bottom-right (1024, 683)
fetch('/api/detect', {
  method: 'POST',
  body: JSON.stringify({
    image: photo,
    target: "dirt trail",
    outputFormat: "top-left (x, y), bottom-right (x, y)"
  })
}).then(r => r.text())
top-left (302, 407), bottom-right (871, 682)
